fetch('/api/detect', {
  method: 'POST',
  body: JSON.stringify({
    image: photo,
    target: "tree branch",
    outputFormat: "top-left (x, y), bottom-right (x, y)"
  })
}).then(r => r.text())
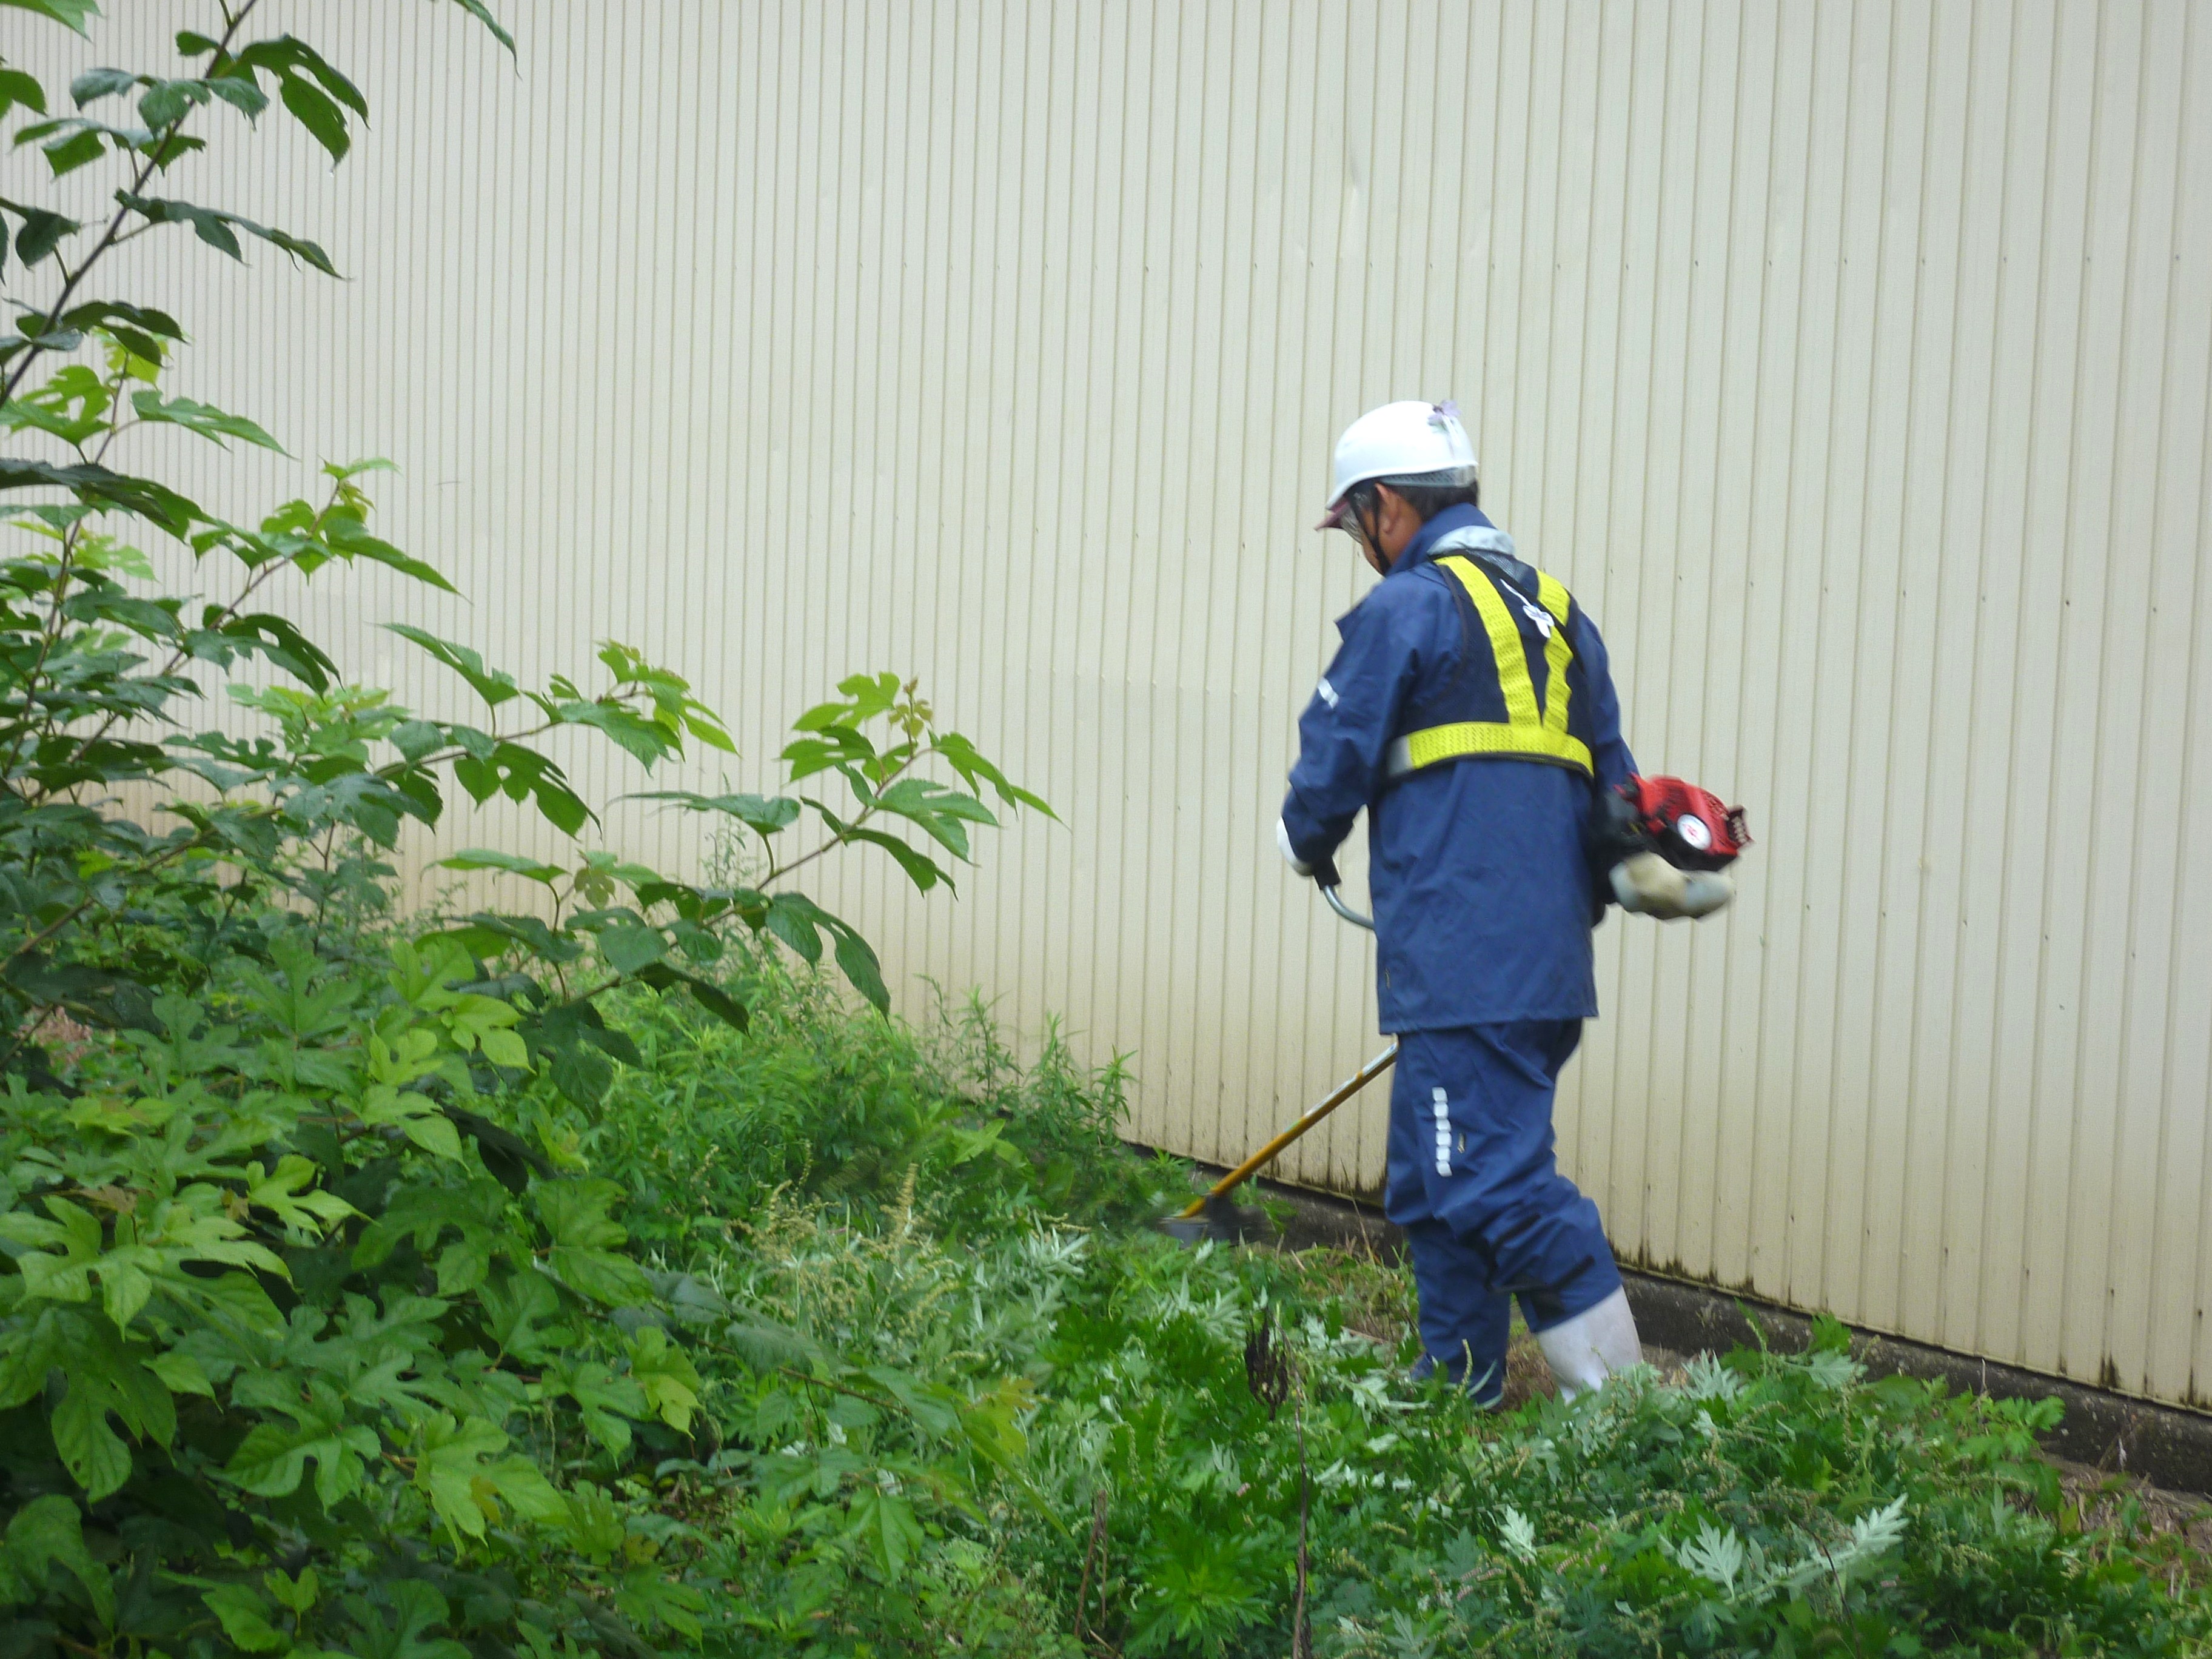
top-left (760, 745), bottom-right (930, 888)
top-left (0, 0), bottom-right (265, 407)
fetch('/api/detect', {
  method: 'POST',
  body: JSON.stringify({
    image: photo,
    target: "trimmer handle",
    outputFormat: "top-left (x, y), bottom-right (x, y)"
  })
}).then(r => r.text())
top-left (1316, 869), bottom-right (1375, 932)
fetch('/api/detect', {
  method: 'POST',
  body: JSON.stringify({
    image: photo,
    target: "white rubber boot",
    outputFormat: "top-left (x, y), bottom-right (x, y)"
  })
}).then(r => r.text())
top-left (1534, 1289), bottom-right (1644, 1401)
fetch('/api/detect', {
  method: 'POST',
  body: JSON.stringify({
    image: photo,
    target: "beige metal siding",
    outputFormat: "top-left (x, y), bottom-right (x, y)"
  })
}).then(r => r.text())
top-left (19, 1), bottom-right (2212, 1407)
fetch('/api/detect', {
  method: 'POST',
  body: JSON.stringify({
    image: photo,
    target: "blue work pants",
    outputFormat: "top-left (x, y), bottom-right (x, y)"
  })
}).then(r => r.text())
top-left (1384, 1022), bottom-right (1621, 1404)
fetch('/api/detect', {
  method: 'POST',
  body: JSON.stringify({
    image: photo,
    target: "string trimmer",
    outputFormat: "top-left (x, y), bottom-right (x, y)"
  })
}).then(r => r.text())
top-left (1159, 868), bottom-right (1396, 1245)
top-left (1156, 773), bottom-right (1749, 1247)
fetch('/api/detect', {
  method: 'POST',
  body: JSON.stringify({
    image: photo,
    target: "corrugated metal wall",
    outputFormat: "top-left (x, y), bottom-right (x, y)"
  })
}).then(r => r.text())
top-left (21, 2), bottom-right (2212, 1407)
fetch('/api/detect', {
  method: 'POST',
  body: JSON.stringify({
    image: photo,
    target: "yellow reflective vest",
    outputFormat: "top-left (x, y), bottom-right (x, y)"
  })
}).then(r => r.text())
top-left (1385, 551), bottom-right (1596, 780)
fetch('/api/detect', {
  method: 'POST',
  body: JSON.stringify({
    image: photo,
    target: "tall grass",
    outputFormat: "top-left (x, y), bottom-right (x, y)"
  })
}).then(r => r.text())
top-left (558, 949), bottom-right (1172, 1249)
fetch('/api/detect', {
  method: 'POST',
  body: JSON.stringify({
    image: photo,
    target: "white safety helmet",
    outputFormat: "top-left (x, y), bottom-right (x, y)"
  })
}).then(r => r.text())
top-left (1315, 399), bottom-right (1479, 530)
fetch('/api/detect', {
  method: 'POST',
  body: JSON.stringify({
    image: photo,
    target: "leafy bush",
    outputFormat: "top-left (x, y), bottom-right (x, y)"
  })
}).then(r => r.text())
top-left (0, 1), bottom-right (1049, 1082)
top-left (0, 7), bottom-right (1065, 1655)
top-left (2, 8), bottom-right (2208, 1658)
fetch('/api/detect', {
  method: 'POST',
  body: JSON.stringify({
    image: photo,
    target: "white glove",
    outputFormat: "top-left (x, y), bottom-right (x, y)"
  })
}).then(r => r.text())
top-left (1276, 817), bottom-right (1316, 877)
top-left (1610, 850), bottom-right (1733, 920)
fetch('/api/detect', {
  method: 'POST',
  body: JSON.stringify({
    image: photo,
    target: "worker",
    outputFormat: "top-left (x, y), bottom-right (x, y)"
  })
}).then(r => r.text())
top-left (1277, 399), bottom-right (1724, 1404)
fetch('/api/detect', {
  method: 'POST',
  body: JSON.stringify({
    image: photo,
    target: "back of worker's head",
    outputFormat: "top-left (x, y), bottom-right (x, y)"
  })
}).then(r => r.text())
top-left (1316, 400), bottom-right (1480, 531)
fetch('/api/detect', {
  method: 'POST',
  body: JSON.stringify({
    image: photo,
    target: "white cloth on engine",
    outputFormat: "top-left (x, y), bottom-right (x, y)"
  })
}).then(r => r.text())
top-left (1609, 850), bottom-right (1732, 920)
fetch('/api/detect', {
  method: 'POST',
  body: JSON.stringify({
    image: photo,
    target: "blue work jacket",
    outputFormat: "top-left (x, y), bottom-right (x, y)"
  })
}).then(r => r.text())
top-left (1281, 504), bottom-right (1638, 1030)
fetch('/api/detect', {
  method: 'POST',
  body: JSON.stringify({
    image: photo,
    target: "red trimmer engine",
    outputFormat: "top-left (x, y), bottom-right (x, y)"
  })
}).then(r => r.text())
top-left (1615, 775), bottom-right (1751, 872)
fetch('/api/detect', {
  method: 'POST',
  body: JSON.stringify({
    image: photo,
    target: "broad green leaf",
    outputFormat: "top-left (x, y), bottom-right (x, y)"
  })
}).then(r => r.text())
top-left (130, 389), bottom-right (286, 452)
top-left (546, 1041), bottom-right (612, 1107)
top-left (535, 1179), bottom-right (650, 1306)
top-left (137, 76), bottom-right (210, 129)
top-left (478, 1454), bottom-right (571, 1527)
top-left (832, 923), bottom-right (891, 1014)
top-left (264, 1567), bottom-right (318, 1617)
top-left (342, 1581), bottom-right (468, 1659)
top-left (628, 1327), bottom-right (702, 1433)
top-left (840, 822), bottom-right (951, 894)
top-left (596, 922), bottom-right (667, 976)
top-left (936, 731), bottom-right (1058, 817)
top-left (626, 789), bottom-right (800, 836)
top-left (385, 624), bottom-right (519, 706)
top-left (203, 73), bottom-right (268, 118)
top-left (115, 192), bottom-right (339, 275)
top-left (1, 362), bottom-right (112, 443)
top-left (3, 0), bottom-right (98, 38)
top-left (875, 776), bottom-right (997, 860)
top-left (52, 1382), bottom-right (133, 1498)
top-left (243, 1154), bottom-right (360, 1232)
top-left (5, 1494), bottom-right (112, 1625)
top-left (62, 299), bottom-right (184, 366)
top-left (547, 1241), bottom-right (649, 1306)
top-left (191, 611), bottom-right (338, 691)
top-left (625, 960), bottom-right (749, 1033)
top-left (69, 66), bottom-right (136, 104)
top-left (149, 1350), bottom-right (213, 1397)
top-left (862, 1365), bottom-right (962, 1438)
top-left (356, 1083), bottom-right (465, 1161)
top-left (13, 204), bottom-right (77, 264)
top-left (233, 36), bottom-right (367, 118)
top-left (414, 1418), bottom-right (571, 1538)
top-left (614, 1567), bottom-right (706, 1641)
top-left (325, 515), bottom-right (458, 592)
top-left (442, 0), bottom-right (517, 52)
top-left (389, 717), bottom-right (446, 760)
top-left (203, 1584), bottom-right (286, 1653)
top-left (0, 66), bottom-right (49, 119)
top-left (845, 1487), bottom-right (925, 1583)
top-left (958, 1375), bottom-right (1037, 1476)
top-left (0, 456), bottom-right (201, 535)
top-left (541, 1357), bottom-right (645, 1455)
top-left (478, 1268), bottom-right (562, 1362)
top-left (186, 1268), bottom-right (286, 1335)
top-left (762, 893), bottom-right (823, 963)
top-left (444, 742), bottom-right (592, 835)
top-left (683, 976), bottom-right (748, 1032)
top-left (433, 910), bottom-right (583, 965)
top-left (754, 891), bottom-right (886, 1008)
top-left (437, 847), bottom-right (565, 885)
top-left (16, 118), bottom-right (107, 176)
top-left (560, 1483), bottom-right (626, 1560)
top-left (278, 73), bottom-right (347, 160)
top-left (226, 1407), bottom-right (378, 1507)
top-left (413, 1413), bottom-right (509, 1541)
top-left (544, 697), bottom-right (679, 766)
